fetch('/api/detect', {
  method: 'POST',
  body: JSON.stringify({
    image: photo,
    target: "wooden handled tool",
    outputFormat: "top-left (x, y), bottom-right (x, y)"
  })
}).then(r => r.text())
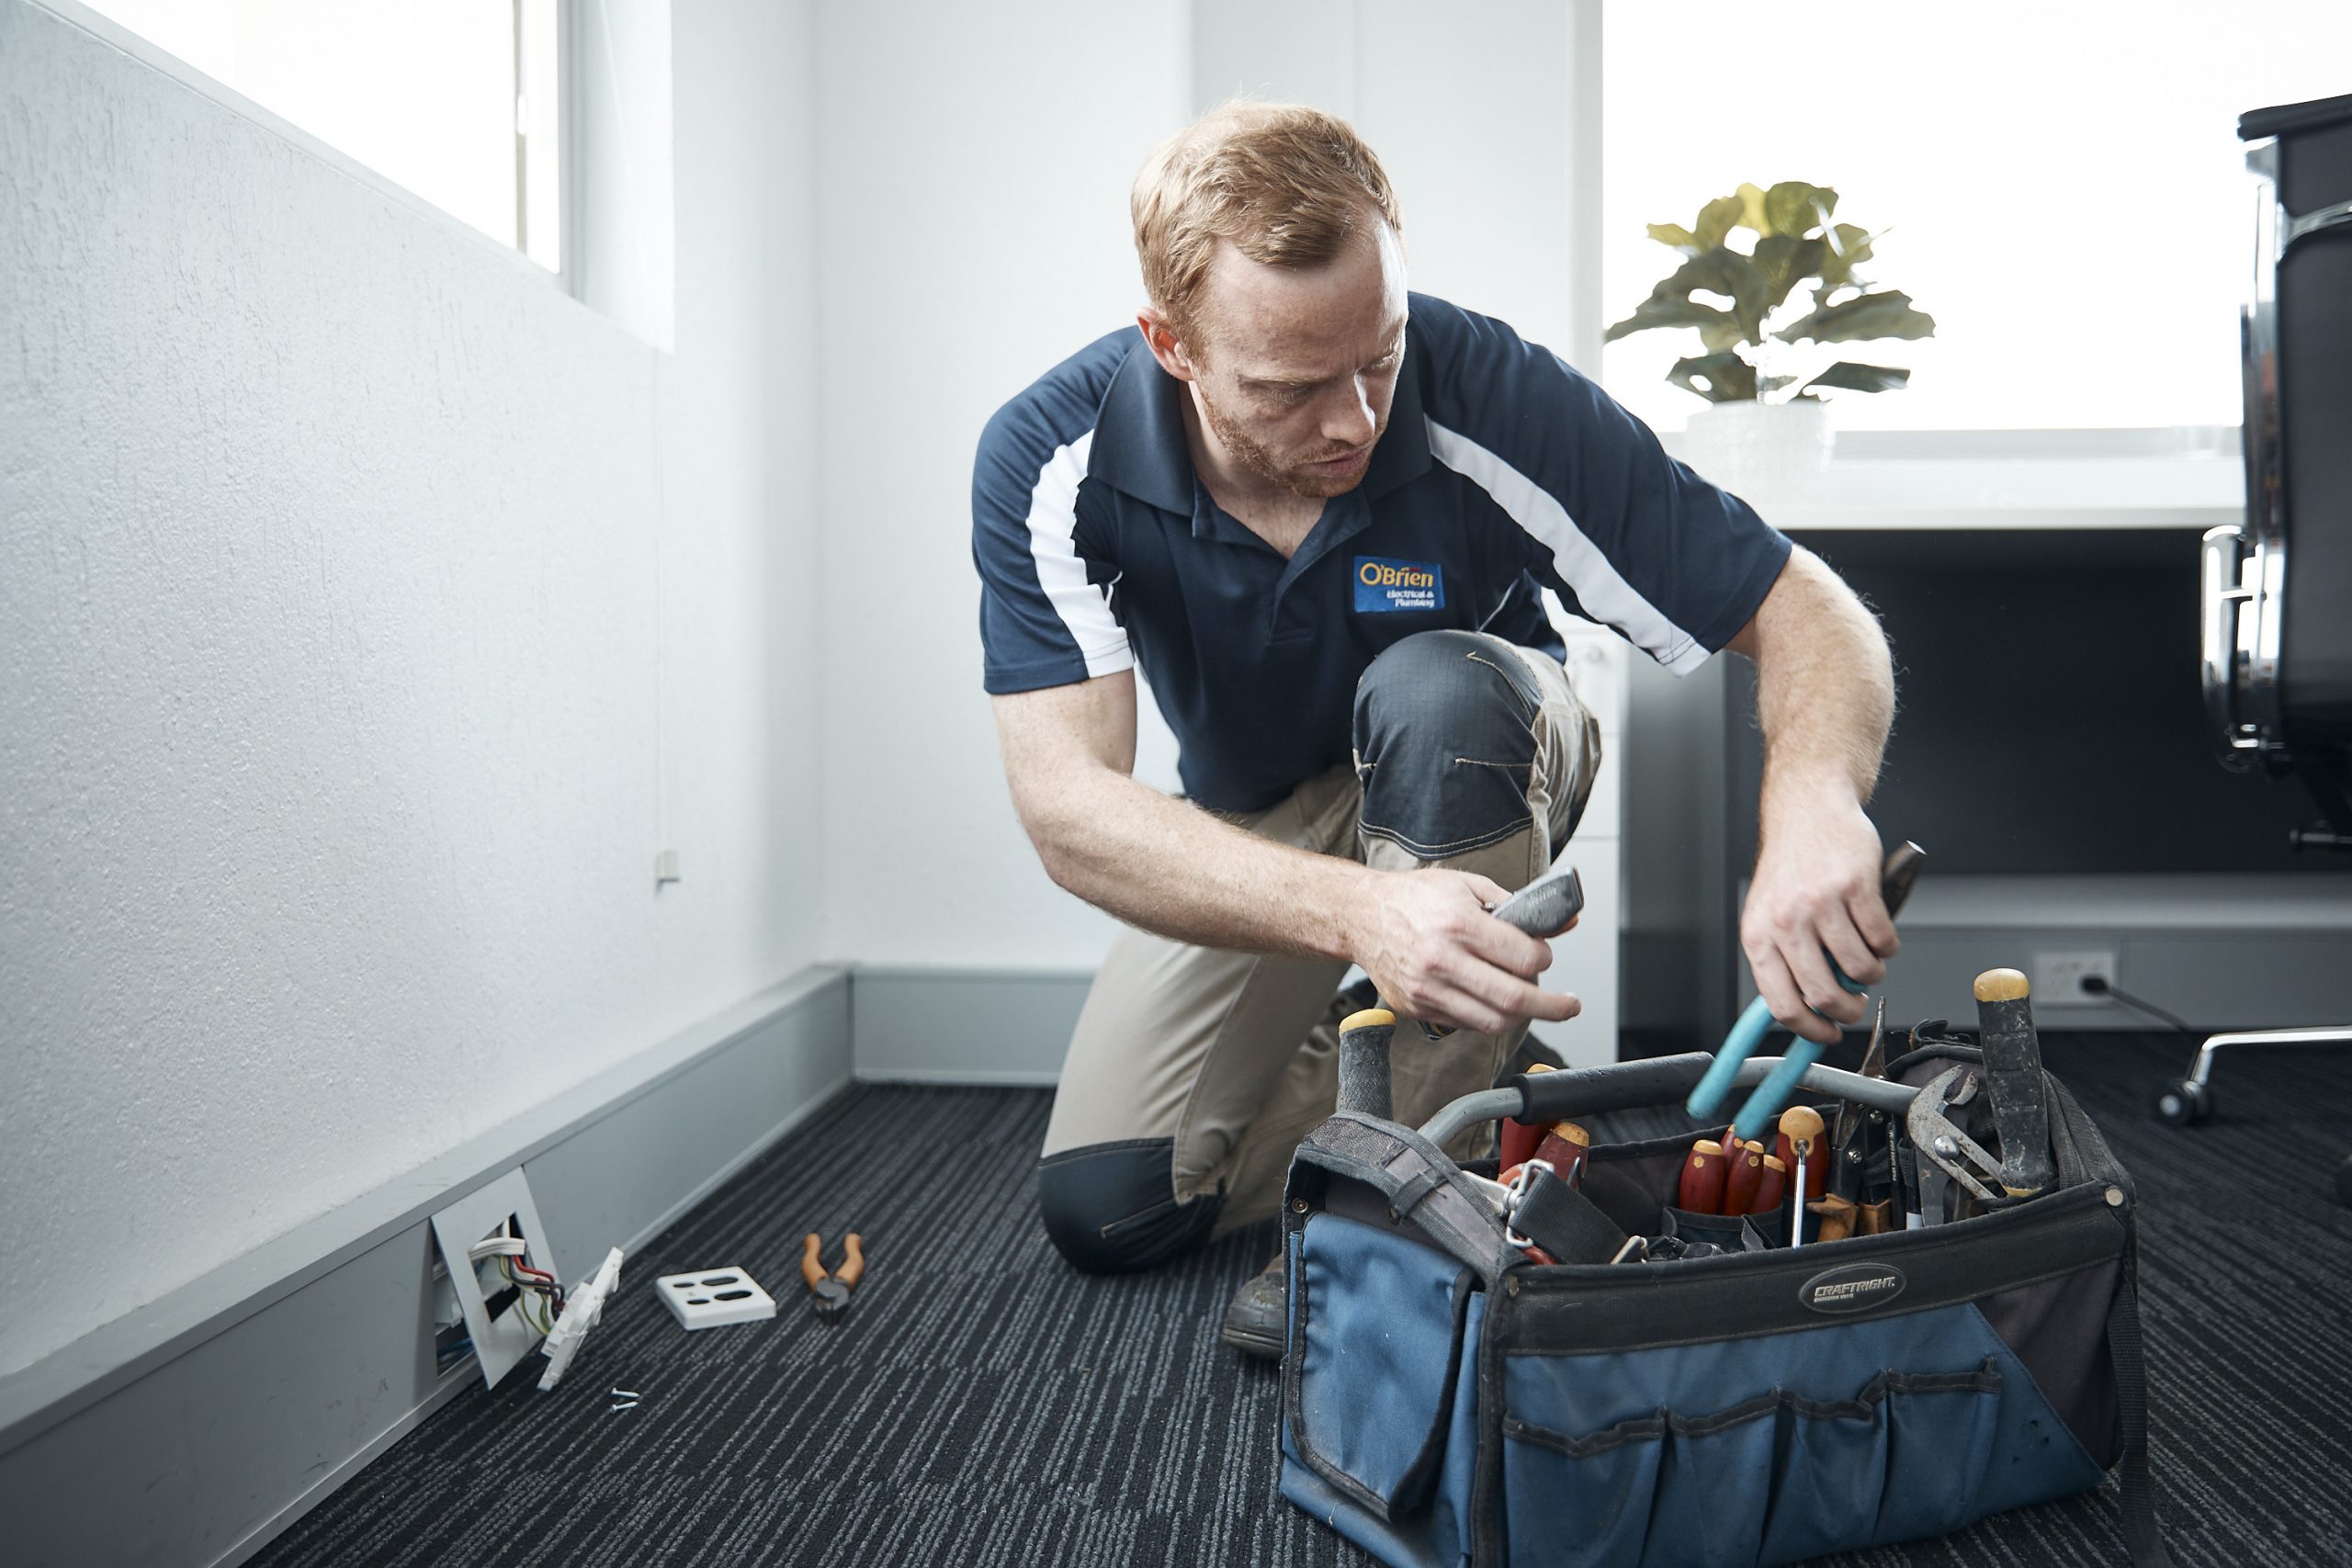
top-left (1722, 1140), bottom-right (1768, 1215)
top-left (1775, 1108), bottom-right (1827, 1200)
top-left (1778, 1106), bottom-right (1825, 1247)
top-left (1747, 1155), bottom-right (1787, 1217)
top-left (1532, 1122), bottom-right (1590, 1189)
top-left (1973, 969), bottom-right (2056, 1197)
top-left (1678, 1139), bottom-right (1728, 1214)
top-left (1808, 1194), bottom-right (1859, 1243)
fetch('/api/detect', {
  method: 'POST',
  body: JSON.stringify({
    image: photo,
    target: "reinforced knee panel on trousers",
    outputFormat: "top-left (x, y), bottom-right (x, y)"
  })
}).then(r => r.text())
top-left (1353, 630), bottom-right (1545, 859)
top-left (1276, 1051), bottom-right (2168, 1568)
top-left (1037, 1138), bottom-right (1222, 1274)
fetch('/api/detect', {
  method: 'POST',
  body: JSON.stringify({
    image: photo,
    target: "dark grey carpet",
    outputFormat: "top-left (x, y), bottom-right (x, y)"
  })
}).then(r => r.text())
top-left (254, 1032), bottom-right (2352, 1568)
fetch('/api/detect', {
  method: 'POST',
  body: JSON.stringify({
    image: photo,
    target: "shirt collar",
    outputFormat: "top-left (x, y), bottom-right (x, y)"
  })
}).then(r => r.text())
top-left (1088, 321), bottom-right (1435, 523)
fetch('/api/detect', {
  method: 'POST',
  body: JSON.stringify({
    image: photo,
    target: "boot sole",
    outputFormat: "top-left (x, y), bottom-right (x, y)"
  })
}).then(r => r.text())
top-left (1220, 1319), bottom-right (1284, 1360)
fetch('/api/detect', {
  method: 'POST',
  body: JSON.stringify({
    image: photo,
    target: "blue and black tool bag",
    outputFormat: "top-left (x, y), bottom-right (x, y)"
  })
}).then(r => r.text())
top-left (1278, 1042), bottom-right (2168, 1568)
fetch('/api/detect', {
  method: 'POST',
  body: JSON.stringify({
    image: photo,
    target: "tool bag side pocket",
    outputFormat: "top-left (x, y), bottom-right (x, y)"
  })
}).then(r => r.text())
top-left (1286, 1212), bottom-right (1477, 1522)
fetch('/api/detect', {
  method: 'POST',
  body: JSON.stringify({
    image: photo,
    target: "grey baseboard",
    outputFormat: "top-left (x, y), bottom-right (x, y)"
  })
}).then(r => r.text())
top-left (0, 966), bottom-right (854, 1568)
top-left (850, 965), bottom-right (1091, 1085)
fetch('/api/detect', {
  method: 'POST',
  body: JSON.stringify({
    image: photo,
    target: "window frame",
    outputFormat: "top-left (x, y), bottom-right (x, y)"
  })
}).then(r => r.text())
top-left (47, 0), bottom-right (576, 291)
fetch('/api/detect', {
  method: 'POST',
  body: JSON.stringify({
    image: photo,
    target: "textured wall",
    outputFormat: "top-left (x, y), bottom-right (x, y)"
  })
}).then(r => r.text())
top-left (0, 0), bottom-right (823, 1375)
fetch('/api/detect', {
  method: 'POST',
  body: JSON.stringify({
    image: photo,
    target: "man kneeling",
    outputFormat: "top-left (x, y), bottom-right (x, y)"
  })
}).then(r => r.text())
top-left (971, 103), bottom-right (1895, 1357)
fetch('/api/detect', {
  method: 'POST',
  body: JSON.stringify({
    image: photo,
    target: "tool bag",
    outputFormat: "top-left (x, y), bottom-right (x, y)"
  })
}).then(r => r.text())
top-left (1276, 1041), bottom-right (2168, 1568)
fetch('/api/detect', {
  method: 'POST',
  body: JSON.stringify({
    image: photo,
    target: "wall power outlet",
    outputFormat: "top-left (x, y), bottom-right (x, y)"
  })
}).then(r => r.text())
top-left (2034, 950), bottom-right (2119, 1008)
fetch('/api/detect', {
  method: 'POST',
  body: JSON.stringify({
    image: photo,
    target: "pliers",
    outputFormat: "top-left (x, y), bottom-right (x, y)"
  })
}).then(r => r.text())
top-left (800, 1232), bottom-right (865, 1323)
top-left (1690, 841), bottom-right (1927, 1141)
top-left (1905, 1067), bottom-right (2006, 1224)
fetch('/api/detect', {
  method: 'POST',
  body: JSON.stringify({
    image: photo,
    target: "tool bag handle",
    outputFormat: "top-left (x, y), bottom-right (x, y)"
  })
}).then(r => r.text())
top-left (1504, 1053), bottom-right (1716, 1120)
top-left (1500, 1054), bottom-right (1917, 1126)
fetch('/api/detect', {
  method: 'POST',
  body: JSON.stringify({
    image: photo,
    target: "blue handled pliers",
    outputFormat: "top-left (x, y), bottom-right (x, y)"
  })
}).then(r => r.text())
top-left (1689, 841), bottom-right (1925, 1142)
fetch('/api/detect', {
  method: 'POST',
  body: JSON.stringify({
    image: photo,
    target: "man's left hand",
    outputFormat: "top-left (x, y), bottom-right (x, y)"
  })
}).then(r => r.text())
top-left (1740, 784), bottom-right (1896, 1047)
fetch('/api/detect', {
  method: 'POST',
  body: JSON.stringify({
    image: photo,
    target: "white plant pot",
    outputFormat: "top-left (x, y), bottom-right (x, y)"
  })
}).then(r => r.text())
top-left (1678, 399), bottom-right (1836, 500)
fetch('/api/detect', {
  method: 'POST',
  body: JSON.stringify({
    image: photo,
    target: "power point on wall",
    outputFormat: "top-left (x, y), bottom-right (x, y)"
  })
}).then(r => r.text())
top-left (655, 849), bottom-right (680, 887)
top-left (2034, 950), bottom-right (2119, 1007)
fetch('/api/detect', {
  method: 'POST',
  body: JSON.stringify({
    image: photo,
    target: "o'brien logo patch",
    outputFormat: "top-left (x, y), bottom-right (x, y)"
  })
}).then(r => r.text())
top-left (1353, 556), bottom-right (1444, 614)
top-left (1799, 1263), bottom-right (1906, 1314)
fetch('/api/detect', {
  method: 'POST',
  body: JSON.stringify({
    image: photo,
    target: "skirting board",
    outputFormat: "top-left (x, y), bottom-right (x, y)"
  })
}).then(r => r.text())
top-left (851, 965), bottom-right (1091, 1085)
top-left (0, 966), bottom-right (854, 1568)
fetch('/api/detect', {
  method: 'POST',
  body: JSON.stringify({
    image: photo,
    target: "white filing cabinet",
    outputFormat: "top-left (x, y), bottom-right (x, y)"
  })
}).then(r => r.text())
top-left (1524, 620), bottom-right (1629, 1068)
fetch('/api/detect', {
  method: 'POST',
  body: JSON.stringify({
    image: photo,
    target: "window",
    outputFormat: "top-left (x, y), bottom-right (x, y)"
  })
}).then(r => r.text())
top-left (1600, 0), bottom-right (2352, 434)
top-left (78, 0), bottom-right (562, 271)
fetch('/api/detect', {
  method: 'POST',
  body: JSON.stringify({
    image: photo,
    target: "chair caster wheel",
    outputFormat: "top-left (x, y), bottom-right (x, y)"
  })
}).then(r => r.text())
top-left (2153, 1080), bottom-right (2211, 1126)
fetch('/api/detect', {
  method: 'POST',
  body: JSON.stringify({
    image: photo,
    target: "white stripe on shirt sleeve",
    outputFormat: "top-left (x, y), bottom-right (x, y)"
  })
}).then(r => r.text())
top-left (1023, 428), bottom-right (1134, 679)
top-left (1425, 417), bottom-right (1708, 674)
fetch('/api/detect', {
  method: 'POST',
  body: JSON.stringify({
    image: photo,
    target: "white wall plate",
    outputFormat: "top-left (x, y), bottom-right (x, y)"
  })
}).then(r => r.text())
top-left (428, 1167), bottom-right (558, 1390)
top-left (655, 1266), bottom-right (777, 1329)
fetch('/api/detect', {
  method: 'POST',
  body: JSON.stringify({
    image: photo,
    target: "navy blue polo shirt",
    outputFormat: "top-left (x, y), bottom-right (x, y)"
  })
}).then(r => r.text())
top-left (971, 293), bottom-right (1791, 814)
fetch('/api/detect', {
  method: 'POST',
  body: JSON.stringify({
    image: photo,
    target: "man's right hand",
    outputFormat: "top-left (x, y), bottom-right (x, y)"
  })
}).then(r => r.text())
top-left (1350, 868), bottom-right (1581, 1035)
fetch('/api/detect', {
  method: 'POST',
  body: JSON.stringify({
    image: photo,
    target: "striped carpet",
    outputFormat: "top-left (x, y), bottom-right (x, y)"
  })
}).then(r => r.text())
top-left (252, 1032), bottom-right (2352, 1568)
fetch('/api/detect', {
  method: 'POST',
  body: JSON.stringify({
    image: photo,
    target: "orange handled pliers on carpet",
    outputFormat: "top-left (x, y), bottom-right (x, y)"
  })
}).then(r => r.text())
top-left (800, 1232), bottom-right (865, 1323)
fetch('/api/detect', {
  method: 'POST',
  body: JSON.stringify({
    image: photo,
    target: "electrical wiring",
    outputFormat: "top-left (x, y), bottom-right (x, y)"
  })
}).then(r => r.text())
top-left (469, 1220), bottom-right (565, 1333)
top-left (2081, 976), bottom-right (2197, 1035)
top-left (494, 1253), bottom-right (565, 1334)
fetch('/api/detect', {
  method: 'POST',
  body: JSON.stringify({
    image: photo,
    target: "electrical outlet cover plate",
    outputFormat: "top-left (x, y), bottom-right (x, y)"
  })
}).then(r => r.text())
top-left (428, 1167), bottom-right (559, 1390)
top-left (2034, 950), bottom-right (2119, 1008)
top-left (656, 1266), bottom-right (777, 1329)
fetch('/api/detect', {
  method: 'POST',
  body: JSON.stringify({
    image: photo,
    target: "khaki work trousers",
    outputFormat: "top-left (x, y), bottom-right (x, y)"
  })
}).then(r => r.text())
top-left (1039, 632), bottom-right (1603, 1248)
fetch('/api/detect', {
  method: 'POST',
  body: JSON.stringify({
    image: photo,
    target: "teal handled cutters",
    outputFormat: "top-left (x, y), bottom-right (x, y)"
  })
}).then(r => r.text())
top-left (1689, 841), bottom-right (1926, 1143)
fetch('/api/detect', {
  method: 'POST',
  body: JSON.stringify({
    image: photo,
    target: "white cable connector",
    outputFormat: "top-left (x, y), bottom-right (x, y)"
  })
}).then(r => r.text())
top-left (468, 1235), bottom-right (531, 1260)
top-left (537, 1246), bottom-right (626, 1392)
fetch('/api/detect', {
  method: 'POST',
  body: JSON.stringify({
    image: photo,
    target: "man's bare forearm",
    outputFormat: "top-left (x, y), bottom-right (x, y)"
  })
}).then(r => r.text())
top-left (990, 673), bottom-right (1568, 1032)
top-left (1737, 547), bottom-right (1895, 832)
top-left (1017, 758), bottom-right (1370, 959)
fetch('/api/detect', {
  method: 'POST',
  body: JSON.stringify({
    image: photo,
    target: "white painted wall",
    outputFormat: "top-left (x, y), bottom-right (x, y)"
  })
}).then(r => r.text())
top-left (812, 0), bottom-right (1195, 969)
top-left (817, 0), bottom-right (1598, 971)
top-left (0, 0), bottom-right (823, 1376)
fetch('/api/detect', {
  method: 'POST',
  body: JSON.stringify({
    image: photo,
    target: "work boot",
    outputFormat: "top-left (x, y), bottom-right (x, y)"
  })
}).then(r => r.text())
top-left (1219, 1251), bottom-right (1287, 1360)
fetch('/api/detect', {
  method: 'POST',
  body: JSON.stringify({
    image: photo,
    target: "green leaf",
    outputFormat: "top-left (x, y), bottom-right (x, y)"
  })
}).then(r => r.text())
top-left (1667, 351), bottom-right (1758, 402)
top-left (1656, 247), bottom-right (1770, 344)
top-left (1604, 295), bottom-right (1733, 343)
top-left (1774, 289), bottom-right (1937, 345)
top-left (1734, 183), bottom-right (1771, 236)
top-left (1698, 316), bottom-right (1749, 353)
top-left (1797, 361), bottom-right (1913, 395)
top-left (1752, 234), bottom-right (1826, 312)
top-left (1816, 223), bottom-right (1876, 290)
top-left (1647, 222), bottom-right (1702, 254)
top-left (1763, 182), bottom-right (1838, 239)
top-left (1692, 194), bottom-right (1745, 250)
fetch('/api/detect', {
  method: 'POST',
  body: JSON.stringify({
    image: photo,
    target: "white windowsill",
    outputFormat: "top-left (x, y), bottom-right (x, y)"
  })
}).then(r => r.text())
top-left (1658, 425), bottom-right (2246, 533)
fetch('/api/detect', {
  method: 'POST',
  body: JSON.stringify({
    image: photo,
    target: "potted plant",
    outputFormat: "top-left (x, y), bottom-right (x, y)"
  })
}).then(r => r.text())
top-left (1606, 181), bottom-right (1935, 492)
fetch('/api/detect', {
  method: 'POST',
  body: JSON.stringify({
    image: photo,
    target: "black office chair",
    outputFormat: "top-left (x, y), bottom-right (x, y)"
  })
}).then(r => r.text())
top-left (2154, 91), bottom-right (2352, 1202)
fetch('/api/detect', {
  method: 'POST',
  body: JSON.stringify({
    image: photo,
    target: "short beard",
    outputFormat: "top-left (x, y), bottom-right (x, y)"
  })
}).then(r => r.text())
top-left (1196, 386), bottom-right (1387, 501)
